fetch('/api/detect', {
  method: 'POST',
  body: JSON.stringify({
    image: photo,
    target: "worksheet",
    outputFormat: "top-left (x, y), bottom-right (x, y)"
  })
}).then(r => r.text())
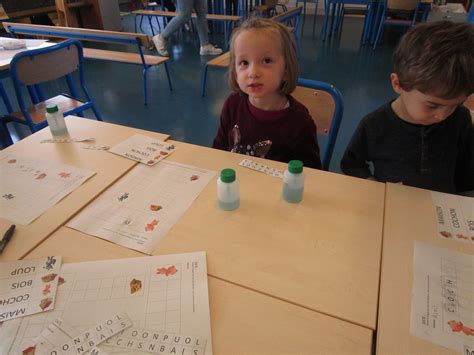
top-left (431, 191), bottom-right (474, 244)
top-left (410, 241), bottom-right (473, 352)
top-left (0, 252), bottom-right (212, 355)
top-left (67, 160), bottom-right (214, 254)
top-left (0, 154), bottom-right (96, 225)
top-left (0, 256), bottom-right (62, 321)
top-left (108, 134), bottom-right (176, 166)
top-left (0, 39), bottom-right (51, 67)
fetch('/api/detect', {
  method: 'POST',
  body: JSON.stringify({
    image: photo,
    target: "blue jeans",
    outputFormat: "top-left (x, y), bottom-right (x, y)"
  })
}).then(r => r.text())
top-left (161, 0), bottom-right (210, 46)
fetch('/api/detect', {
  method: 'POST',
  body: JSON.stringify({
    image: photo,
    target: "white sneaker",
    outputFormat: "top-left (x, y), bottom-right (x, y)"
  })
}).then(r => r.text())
top-left (152, 34), bottom-right (169, 57)
top-left (200, 44), bottom-right (223, 56)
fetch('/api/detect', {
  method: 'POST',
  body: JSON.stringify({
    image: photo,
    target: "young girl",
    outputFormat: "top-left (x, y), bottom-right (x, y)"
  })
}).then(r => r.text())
top-left (212, 17), bottom-right (321, 169)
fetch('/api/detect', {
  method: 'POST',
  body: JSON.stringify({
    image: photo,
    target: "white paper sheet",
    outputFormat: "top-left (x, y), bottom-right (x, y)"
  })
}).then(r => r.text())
top-left (410, 242), bottom-right (473, 352)
top-left (0, 40), bottom-right (52, 67)
top-left (67, 161), bottom-right (214, 254)
top-left (0, 256), bottom-right (62, 321)
top-left (0, 154), bottom-right (96, 225)
top-left (431, 191), bottom-right (474, 244)
top-left (108, 135), bottom-right (176, 166)
top-left (0, 252), bottom-right (212, 355)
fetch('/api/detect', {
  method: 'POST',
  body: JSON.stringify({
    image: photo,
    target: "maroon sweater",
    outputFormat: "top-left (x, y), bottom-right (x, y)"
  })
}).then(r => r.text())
top-left (212, 93), bottom-right (322, 169)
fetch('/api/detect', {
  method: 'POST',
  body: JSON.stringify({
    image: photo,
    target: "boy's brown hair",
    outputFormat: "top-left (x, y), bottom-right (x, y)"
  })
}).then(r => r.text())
top-left (228, 17), bottom-right (299, 95)
top-left (393, 21), bottom-right (474, 99)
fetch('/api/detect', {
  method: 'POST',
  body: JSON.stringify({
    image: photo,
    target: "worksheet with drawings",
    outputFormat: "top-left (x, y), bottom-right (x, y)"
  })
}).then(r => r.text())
top-left (67, 160), bottom-right (215, 254)
top-left (0, 154), bottom-right (96, 225)
top-left (1, 252), bottom-right (212, 355)
top-left (410, 241), bottom-right (473, 352)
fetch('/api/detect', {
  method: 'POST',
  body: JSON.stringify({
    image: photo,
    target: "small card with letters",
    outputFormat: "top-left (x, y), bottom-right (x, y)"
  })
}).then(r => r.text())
top-left (40, 137), bottom-right (96, 143)
top-left (22, 313), bottom-right (131, 355)
top-left (0, 256), bottom-right (62, 321)
top-left (108, 134), bottom-right (176, 166)
top-left (431, 191), bottom-right (473, 244)
top-left (239, 158), bottom-right (284, 178)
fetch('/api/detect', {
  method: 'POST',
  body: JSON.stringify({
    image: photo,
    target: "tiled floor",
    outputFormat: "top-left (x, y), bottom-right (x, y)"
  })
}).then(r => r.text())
top-left (2, 11), bottom-right (407, 172)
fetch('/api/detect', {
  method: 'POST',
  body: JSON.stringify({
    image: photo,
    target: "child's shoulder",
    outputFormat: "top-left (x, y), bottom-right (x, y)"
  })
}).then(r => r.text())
top-left (358, 101), bottom-right (394, 127)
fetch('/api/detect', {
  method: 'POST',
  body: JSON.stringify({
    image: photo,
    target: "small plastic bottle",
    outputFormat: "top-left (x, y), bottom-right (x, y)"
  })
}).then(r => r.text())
top-left (45, 104), bottom-right (68, 136)
top-left (282, 160), bottom-right (305, 203)
top-left (217, 168), bottom-right (240, 211)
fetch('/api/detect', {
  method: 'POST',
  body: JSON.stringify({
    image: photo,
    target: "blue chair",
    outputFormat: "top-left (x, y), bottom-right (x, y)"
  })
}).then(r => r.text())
top-left (272, 6), bottom-right (303, 57)
top-left (135, 0), bottom-right (163, 35)
top-left (295, 78), bottom-right (344, 170)
top-left (468, 3), bottom-right (474, 23)
top-left (5, 40), bottom-right (102, 134)
top-left (0, 81), bottom-right (14, 147)
top-left (296, 0), bottom-right (319, 33)
top-left (322, 0), bottom-right (376, 44)
top-left (372, 0), bottom-right (422, 49)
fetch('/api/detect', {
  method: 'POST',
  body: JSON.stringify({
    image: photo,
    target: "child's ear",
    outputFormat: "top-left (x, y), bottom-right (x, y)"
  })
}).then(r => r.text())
top-left (390, 73), bottom-right (403, 94)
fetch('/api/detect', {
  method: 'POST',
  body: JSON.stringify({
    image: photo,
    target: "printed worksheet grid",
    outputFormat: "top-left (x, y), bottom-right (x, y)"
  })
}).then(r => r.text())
top-left (69, 274), bottom-right (146, 302)
top-left (441, 257), bottom-right (474, 337)
top-left (2, 166), bottom-right (65, 215)
top-left (145, 263), bottom-right (182, 333)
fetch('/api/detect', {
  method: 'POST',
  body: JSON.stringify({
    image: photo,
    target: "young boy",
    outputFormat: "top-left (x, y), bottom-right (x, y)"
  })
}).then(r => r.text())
top-left (341, 21), bottom-right (474, 193)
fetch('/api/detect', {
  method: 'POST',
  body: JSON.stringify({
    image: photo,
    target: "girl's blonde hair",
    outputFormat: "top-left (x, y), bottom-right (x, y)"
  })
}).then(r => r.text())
top-left (228, 17), bottom-right (299, 95)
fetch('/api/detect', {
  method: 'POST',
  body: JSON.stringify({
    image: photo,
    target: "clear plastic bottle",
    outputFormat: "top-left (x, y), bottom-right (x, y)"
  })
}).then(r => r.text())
top-left (45, 104), bottom-right (68, 136)
top-left (217, 168), bottom-right (240, 211)
top-left (282, 160), bottom-right (305, 203)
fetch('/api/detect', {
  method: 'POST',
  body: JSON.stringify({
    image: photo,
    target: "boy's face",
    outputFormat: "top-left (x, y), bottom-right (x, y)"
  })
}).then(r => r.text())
top-left (390, 73), bottom-right (467, 125)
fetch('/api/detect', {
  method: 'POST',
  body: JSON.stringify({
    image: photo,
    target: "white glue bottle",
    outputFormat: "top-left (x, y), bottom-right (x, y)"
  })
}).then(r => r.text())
top-left (217, 168), bottom-right (240, 211)
top-left (282, 160), bottom-right (305, 203)
top-left (45, 104), bottom-right (68, 136)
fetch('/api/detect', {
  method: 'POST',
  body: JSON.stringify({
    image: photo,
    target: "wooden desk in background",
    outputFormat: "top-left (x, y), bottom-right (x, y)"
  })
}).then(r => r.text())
top-left (0, 116), bottom-right (169, 261)
top-left (154, 140), bottom-right (385, 331)
top-left (26, 227), bottom-right (374, 354)
top-left (376, 183), bottom-right (473, 355)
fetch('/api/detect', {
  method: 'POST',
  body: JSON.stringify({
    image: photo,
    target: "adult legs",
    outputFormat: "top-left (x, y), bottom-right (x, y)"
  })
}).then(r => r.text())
top-left (160, 0), bottom-right (193, 40)
top-left (194, 0), bottom-right (222, 54)
top-left (193, 0), bottom-right (210, 46)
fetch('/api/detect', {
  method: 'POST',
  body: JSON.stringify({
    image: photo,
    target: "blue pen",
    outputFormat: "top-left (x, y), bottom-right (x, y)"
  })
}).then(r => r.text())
top-left (0, 224), bottom-right (16, 253)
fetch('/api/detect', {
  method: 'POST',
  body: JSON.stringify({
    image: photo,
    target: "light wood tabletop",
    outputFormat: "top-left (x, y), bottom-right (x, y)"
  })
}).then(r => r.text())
top-left (0, 116), bottom-right (169, 261)
top-left (154, 140), bottom-right (385, 330)
top-left (376, 183), bottom-right (473, 355)
top-left (26, 227), bottom-right (374, 354)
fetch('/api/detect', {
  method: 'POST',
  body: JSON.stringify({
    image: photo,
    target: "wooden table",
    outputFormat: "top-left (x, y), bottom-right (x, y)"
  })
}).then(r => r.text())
top-left (26, 227), bottom-right (374, 354)
top-left (376, 183), bottom-right (473, 354)
top-left (0, 116), bottom-right (169, 261)
top-left (153, 140), bottom-right (385, 330)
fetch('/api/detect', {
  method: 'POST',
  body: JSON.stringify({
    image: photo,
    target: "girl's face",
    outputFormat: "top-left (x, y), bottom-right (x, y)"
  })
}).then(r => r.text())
top-left (233, 30), bottom-right (287, 110)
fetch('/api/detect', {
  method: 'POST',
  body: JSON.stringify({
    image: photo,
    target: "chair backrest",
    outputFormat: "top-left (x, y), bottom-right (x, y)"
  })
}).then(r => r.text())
top-left (6, 39), bottom-right (101, 133)
top-left (10, 41), bottom-right (83, 90)
top-left (387, 0), bottom-right (419, 11)
top-left (12, 42), bottom-right (80, 86)
top-left (294, 78), bottom-right (344, 170)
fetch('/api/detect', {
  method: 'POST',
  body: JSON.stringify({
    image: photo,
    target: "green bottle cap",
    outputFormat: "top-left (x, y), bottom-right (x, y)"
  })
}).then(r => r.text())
top-left (288, 160), bottom-right (303, 174)
top-left (46, 104), bottom-right (59, 113)
top-left (220, 168), bottom-right (236, 183)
